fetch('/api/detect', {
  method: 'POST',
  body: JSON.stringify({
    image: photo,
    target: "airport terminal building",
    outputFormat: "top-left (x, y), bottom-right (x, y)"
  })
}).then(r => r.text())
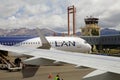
top-left (81, 35), bottom-right (120, 52)
top-left (80, 17), bottom-right (120, 53)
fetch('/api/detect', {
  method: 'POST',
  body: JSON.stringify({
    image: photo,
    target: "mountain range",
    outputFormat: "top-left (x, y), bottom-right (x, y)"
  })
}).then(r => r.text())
top-left (100, 28), bottom-right (120, 35)
top-left (0, 28), bottom-right (120, 36)
top-left (0, 28), bottom-right (62, 37)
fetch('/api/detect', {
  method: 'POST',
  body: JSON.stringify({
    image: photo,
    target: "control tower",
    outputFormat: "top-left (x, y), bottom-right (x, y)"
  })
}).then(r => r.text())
top-left (81, 16), bottom-right (100, 36)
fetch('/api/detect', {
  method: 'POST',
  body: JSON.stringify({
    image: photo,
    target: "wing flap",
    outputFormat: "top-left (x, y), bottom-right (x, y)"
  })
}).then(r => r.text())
top-left (83, 70), bottom-right (107, 78)
top-left (24, 57), bottom-right (54, 65)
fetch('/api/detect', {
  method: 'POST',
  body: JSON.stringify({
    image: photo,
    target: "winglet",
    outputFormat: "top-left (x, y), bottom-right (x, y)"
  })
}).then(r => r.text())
top-left (36, 28), bottom-right (51, 49)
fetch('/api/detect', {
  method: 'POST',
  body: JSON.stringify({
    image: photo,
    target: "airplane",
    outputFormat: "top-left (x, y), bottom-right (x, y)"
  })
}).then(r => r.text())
top-left (0, 36), bottom-right (91, 56)
top-left (0, 29), bottom-right (120, 79)
top-left (0, 36), bottom-right (91, 52)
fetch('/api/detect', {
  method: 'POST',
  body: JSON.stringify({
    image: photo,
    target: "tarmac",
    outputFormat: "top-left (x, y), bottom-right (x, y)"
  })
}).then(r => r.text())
top-left (0, 64), bottom-right (93, 80)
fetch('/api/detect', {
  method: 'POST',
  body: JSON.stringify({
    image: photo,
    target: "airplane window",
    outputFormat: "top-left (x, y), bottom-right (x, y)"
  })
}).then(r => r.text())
top-left (23, 42), bottom-right (25, 45)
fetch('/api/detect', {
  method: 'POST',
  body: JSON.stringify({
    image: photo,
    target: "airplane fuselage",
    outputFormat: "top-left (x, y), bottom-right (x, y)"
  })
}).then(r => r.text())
top-left (0, 36), bottom-right (91, 54)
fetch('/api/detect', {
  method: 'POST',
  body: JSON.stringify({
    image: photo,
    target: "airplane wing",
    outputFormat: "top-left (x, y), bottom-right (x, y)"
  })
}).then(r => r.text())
top-left (0, 44), bottom-right (120, 76)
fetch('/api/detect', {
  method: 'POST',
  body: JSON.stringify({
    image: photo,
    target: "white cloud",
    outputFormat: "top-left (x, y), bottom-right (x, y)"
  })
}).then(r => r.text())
top-left (24, 4), bottom-right (50, 14)
top-left (0, 0), bottom-right (120, 32)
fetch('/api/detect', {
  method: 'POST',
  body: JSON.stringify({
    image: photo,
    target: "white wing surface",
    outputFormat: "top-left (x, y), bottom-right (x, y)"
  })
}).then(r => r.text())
top-left (0, 44), bottom-right (120, 75)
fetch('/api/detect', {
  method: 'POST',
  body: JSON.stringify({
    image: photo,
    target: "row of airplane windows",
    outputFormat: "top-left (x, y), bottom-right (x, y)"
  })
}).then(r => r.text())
top-left (0, 42), bottom-right (41, 45)
top-left (0, 42), bottom-right (62, 45)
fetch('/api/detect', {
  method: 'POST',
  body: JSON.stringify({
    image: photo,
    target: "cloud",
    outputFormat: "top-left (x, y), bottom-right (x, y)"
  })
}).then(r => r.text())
top-left (0, 0), bottom-right (120, 31)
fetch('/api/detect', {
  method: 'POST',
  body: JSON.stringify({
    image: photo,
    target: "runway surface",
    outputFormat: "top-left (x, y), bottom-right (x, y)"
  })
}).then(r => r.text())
top-left (0, 64), bottom-right (93, 80)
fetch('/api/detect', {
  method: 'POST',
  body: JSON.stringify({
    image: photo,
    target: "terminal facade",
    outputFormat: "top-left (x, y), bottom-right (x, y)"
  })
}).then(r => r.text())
top-left (81, 35), bottom-right (120, 53)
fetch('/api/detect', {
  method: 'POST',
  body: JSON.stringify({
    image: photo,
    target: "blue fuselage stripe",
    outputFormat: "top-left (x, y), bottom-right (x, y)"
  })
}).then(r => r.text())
top-left (0, 36), bottom-right (35, 46)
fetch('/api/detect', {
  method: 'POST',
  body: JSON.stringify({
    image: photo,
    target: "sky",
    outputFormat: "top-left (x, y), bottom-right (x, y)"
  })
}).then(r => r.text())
top-left (0, 0), bottom-right (120, 32)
